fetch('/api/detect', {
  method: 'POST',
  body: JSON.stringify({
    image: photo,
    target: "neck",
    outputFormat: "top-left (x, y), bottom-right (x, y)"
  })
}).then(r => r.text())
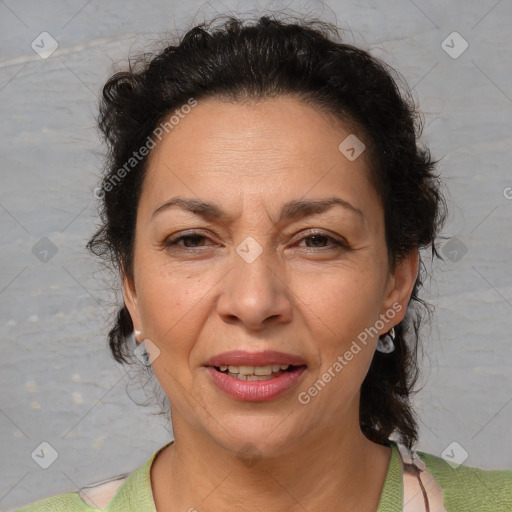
top-left (151, 417), bottom-right (391, 512)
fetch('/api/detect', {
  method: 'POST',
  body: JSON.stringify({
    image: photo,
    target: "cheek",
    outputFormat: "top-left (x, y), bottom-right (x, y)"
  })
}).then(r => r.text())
top-left (296, 265), bottom-right (385, 336)
top-left (134, 261), bottom-right (219, 385)
top-left (136, 260), bottom-right (203, 332)
top-left (139, 275), bottom-right (200, 401)
top-left (293, 265), bottom-right (385, 394)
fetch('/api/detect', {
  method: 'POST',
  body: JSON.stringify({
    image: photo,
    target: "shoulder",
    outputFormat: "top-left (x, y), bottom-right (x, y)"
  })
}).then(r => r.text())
top-left (12, 491), bottom-right (89, 512)
top-left (418, 450), bottom-right (512, 512)
top-left (12, 475), bottom-right (129, 512)
top-left (11, 441), bottom-right (170, 512)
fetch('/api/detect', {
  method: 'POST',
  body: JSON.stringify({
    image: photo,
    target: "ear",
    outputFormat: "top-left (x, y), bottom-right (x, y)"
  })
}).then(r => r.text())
top-left (380, 248), bottom-right (419, 332)
top-left (122, 271), bottom-right (142, 336)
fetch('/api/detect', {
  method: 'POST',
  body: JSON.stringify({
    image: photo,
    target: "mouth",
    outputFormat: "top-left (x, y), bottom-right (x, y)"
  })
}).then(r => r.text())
top-left (203, 350), bottom-right (308, 402)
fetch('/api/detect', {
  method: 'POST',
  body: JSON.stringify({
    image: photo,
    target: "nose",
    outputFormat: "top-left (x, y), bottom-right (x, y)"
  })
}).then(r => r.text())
top-left (216, 244), bottom-right (293, 331)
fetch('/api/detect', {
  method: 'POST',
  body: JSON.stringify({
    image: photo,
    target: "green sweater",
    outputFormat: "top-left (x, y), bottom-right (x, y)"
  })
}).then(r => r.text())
top-left (14, 442), bottom-right (512, 511)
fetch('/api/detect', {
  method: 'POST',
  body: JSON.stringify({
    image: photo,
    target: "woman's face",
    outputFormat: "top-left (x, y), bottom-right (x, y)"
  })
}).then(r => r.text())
top-left (123, 96), bottom-right (417, 455)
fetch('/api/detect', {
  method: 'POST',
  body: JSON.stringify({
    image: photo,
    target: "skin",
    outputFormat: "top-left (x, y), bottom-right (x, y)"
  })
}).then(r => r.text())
top-left (123, 96), bottom-right (419, 512)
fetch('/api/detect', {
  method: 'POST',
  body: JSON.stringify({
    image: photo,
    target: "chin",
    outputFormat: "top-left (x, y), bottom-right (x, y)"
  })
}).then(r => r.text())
top-left (205, 414), bottom-right (306, 460)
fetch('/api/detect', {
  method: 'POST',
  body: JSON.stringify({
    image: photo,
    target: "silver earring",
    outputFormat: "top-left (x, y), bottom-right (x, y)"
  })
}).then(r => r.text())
top-left (135, 330), bottom-right (142, 337)
top-left (376, 327), bottom-right (395, 354)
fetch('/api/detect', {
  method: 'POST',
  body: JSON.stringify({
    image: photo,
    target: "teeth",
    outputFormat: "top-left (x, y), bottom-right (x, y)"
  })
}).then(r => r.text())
top-left (239, 365), bottom-right (255, 376)
top-left (254, 366), bottom-right (272, 376)
top-left (219, 364), bottom-right (290, 376)
top-left (236, 374), bottom-right (275, 381)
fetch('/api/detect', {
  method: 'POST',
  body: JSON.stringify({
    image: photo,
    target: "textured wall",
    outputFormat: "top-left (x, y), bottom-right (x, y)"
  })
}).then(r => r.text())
top-left (1, 0), bottom-right (511, 510)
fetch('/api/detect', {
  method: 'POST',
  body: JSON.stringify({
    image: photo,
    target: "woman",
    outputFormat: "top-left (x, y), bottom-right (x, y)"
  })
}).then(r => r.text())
top-left (16, 14), bottom-right (512, 512)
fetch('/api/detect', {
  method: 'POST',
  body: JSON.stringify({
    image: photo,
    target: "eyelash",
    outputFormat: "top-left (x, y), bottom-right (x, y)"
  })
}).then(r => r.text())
top-left (163, 230), bottom-right (349, 252)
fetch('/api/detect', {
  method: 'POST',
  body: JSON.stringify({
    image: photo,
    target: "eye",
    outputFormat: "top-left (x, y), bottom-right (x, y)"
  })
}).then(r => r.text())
top-left (163, 230), bottom-right (214, 249)
top-left (296, 232), bottom-right (349, 250)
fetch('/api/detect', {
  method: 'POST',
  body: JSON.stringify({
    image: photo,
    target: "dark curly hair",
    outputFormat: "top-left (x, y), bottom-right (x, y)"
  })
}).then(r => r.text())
top-left (87, 14), bottom-right (446, 450)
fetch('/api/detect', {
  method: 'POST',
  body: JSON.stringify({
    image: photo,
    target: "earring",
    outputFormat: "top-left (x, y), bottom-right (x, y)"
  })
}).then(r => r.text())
top-left (376, 327), bottom-right (395, 354)
top-left (134, 330), bottom-right (142, 342)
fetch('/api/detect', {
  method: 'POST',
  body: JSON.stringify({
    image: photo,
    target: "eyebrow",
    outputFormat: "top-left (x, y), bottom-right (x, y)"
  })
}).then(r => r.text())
top-left (151, 196), bottom-right (364, 223)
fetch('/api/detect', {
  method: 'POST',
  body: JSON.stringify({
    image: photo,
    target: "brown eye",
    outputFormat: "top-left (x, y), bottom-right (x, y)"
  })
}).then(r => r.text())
top-left (297, 232), bottom-right (349, 250)
top-left (303, 234), bottom-right (331, 248)
top-left (164, 230), bottom-right (215, 250)
top-left (173, 234), bottom-right (209, 247)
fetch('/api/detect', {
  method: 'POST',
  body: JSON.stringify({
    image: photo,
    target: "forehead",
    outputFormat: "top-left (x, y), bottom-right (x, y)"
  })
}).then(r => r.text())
top-left (139, 96), bottom-right (379, 220)
top-left (147, 95), bottom-right (365, 169)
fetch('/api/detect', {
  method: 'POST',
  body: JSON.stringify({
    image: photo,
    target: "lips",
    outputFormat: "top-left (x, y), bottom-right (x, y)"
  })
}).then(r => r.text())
top-left (204, 350), bottom-right (307, 368)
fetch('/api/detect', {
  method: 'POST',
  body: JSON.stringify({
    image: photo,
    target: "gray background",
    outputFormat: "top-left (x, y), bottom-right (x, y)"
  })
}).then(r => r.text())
top-left (1, 0), bottom-right (511, 509)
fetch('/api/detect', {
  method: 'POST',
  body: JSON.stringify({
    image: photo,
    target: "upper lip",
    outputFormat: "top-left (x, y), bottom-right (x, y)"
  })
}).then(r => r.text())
top-left (204, 350), bottom-right (307, 367)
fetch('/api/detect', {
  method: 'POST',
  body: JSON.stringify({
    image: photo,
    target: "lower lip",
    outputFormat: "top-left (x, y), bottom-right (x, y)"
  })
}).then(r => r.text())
top-left (205, 366), bottom-right (307, 402)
